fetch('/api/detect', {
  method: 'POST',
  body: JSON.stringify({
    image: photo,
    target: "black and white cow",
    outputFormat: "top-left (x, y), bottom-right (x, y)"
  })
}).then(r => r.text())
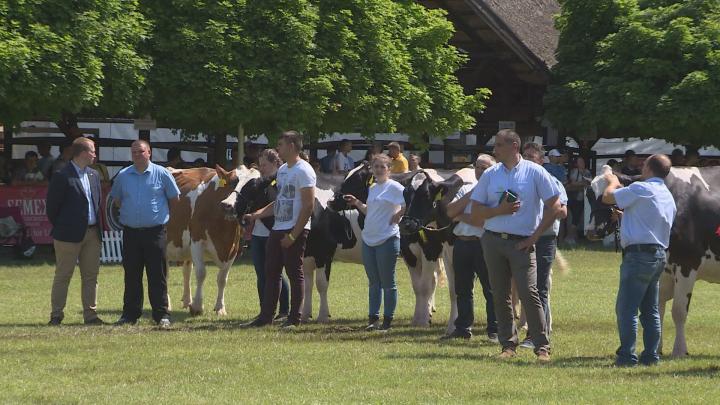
top-left (399, 168), bottom-right (476, 334)
top-left (586, 164), bottom-right (720, 358)
top-left (331, 163), bottom-right (457, 329)
top-left (227, 175), bottom-right (362, 322)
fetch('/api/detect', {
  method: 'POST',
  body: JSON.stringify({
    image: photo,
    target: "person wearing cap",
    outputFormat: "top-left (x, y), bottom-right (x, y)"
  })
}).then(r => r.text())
top-left (621, 150), bottom-right (642, 176)
top-left (601, 154), bottom-right (676, 366)
top-left (387, 142), bottom-right (408, 173)
top-left (543, 148), bottom-right (568, 184)
top-left (469, 129), bottom-right (562, 363)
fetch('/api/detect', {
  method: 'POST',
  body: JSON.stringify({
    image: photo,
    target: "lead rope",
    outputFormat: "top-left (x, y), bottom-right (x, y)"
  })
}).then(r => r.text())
top-left (614, 208), bottom-right (622, 253)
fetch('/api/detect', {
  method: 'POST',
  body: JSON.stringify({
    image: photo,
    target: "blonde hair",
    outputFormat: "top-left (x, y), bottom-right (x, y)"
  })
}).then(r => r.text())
top-left (260, 148), bottom-right (282, 168)
top-left (371, 153), bottom-right (392, 168)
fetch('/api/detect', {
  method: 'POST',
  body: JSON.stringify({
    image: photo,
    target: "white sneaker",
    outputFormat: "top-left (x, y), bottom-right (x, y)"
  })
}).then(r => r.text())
top-left (519, 337), bottom-right (535, 349)
top-left (158, 318), bottom-right (171, 330)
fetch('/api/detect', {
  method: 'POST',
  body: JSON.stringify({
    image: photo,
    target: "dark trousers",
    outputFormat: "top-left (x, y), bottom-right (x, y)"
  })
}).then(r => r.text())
top-left (453, 238), bottom-right (497, 335)
top-left (251, 235), bottom-right (289, 315)
top-left (259, 229), bottom-right (309, 324)
top-left (121, 225), bottom-right (169, 323)
top-left (535, 235), bottom-right (557, 332)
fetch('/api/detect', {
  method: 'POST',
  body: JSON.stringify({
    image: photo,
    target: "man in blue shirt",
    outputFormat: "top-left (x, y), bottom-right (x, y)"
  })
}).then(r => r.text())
top-left (110, 140), bottom-right (180, 329)
top-left (602, 154), bottom-right (676, 366)
top-left (470, 129), bottom-right (562, 362)
top-left (543, 149), bottom-right (568, 184)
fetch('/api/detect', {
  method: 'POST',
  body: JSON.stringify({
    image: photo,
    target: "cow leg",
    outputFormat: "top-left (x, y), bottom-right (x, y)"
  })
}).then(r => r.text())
top-left (443, 247), bottom-right (458, 335)
top-left (412, 258), bottom-right (436, 327)
top-left (182, 260), bottom-right (193, 309)
top-left (302, 258), bottom-right (316, 322)
top-left (671, 270), bottom-right (697, 358)
top-left (189, 243), bottom-right (206, 316)
top-left (315, 264), bottom-right (331, 323)
top-left (406, 262), bottom-right (425, 326)
top-left (213, 260), bottom-right (233, 316)
top-left (658, 269), bottom-right (674, 356)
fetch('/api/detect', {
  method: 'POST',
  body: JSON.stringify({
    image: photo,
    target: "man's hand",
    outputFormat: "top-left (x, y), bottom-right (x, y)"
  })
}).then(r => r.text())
top-left (343, 194), bottom-right (359, 207)
top-left (241, 213), bottom-right (255, 225)
top-left (604, 172), bottom-right (620, 187)
top-left (496, 198), bottom-right (521, 216)
top-left (281, 234), bottom-right (295, 249)
top-left (390, 211), bottom-right (403, 225)
top-left (516, 235), bottom-right (538, 252)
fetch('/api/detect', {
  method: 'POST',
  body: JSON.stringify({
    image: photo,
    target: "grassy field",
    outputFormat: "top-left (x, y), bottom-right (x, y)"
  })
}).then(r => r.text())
top-left (2, 247), bottom-right (720, 404)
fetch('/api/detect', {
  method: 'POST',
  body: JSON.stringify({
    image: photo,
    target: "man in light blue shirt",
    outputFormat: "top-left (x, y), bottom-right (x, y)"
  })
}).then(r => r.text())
top-left (602, 154), bottom-right (676, 367)
top-left (470, 129), bottom-right (561, 362)
top-left (110, 140), bottom-right (180, 329)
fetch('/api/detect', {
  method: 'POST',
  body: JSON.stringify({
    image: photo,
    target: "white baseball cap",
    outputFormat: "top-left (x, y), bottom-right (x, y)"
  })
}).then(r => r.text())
top-left (548, 149), bottom-right (562, 157)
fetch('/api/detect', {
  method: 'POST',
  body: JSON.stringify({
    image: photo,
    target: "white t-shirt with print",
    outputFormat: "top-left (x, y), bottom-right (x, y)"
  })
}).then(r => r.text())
top-left (273, 159), bottom-right (317, 231)
top-left (362, 179), bottom-right (405, 247)
top-left (452, 183), bottom-right (485, 237)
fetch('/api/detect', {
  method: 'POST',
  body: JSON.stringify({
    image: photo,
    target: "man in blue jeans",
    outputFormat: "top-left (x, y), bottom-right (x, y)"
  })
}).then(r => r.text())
top-left (602, 154), bottom-right (676, 366)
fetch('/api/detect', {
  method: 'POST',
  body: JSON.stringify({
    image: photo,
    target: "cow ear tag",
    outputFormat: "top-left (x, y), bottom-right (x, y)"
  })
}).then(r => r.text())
top-left (419, 229), bottom-right (428, 243)
top-left (271, 179), bottom-right (277, 186)
top-left (367, 175), bottom-right (375, 186)
top-left (219, 178), bottom-right (227, 187)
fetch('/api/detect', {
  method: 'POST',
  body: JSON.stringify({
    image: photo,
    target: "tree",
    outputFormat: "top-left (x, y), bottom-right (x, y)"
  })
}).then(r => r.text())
top-left (545, 0), bottom-right (720, 147)
top-left (0, 0), bottom-right (151, 137)
top-left (143, 0), bottom-right (487, 160)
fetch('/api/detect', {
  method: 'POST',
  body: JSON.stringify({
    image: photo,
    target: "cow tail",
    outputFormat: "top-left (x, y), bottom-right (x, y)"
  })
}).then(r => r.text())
top-left (554, 250), bottom-right (570, 275)
top-left (436, 257), bottom-right (447, 288)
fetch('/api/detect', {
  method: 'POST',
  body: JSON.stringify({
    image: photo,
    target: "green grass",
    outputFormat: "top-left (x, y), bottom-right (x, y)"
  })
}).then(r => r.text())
top-left (2, 248), bottom-right (720, 404)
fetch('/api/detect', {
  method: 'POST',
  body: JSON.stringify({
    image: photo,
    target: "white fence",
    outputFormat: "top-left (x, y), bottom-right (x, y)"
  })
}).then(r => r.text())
top-left (100, 231), bottom-right (123, 264)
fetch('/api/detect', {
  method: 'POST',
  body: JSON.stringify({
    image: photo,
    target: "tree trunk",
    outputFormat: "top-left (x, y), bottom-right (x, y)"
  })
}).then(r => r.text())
top-left (237, 124), bottom-right (245, 168)
top-left (214, 133), bottom-right (227, 168)
top-left (55, 111), bottom-right (84, 139)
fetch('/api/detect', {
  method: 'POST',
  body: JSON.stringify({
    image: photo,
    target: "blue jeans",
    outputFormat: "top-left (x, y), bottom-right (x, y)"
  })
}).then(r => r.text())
top-left (251, 235), bottom-right (289, 315)
top-left (615, 247), bottom-right (666, 366)
top-left (536, 235), bottom-right (556, 332)
top-left (362, 237), bottom-right (400, 319)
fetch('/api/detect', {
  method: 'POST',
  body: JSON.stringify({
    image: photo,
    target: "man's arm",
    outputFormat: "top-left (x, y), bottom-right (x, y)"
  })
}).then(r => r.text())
top-left (516, 195), bottom-right (561, 251)
top-left (602, 174), bottom-right (622, 205)
top-left (446, 192), bottom-right (472, 219)
top-left (469, 199), bottom-right (520, 225)
top-left (45, 172), bottom-right (65, 225)
top-left (251, 201), bottom-right (276, 219)
top-left (289, 187), bottom-right (315, 240)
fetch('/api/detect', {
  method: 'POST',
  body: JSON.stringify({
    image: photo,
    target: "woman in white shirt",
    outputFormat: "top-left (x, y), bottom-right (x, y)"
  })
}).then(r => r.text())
top-left (344, 154), bottom-right (405, 331)
top-left (250, 149), bottom-right (290, 320)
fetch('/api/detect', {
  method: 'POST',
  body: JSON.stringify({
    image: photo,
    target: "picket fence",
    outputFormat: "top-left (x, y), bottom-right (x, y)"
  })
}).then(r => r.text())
top-left (100, 231), bottom-right (123, 264)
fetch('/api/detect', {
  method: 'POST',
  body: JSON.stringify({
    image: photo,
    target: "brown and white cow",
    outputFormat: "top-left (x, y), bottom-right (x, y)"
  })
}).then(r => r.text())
top-left (586, 164), bottom-right (720, 358)
top-left (164, 165), bottom-right (260, 316)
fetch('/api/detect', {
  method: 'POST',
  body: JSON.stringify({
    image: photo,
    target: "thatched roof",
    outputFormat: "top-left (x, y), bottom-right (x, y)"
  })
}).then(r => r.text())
top-left (466, 0), bottom-right (560, 70)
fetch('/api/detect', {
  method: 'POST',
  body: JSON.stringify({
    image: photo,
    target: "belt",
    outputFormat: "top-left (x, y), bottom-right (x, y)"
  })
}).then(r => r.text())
top-left (486, 230), bottom-right (527, 241)
top-left (88, 224), bottom-right (98, 229)
top-left (124, 225), bottom-right (164, 232)
top-left (623, 244), bottom-right (664, 255)
top-left (456, 235), bottom-right (481, 241)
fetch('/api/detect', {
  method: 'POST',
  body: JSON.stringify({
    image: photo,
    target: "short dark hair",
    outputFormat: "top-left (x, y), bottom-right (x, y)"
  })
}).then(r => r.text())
top-left (671, 148), bottom-right (684, 157)
top-left (279, 130), bottom-right (303, 152)
top-left (646, 154), bottom-right (672, 178)
top-left (167, 147), bottom-right (181, 161)
top-left (496, 129), bottom-right (521, 149)
top-left (625, 149), bottom-right (636, 158)
top-left (71, 137), bottom-right (94, 157)
top-left (25, 151), bottom-right (38, 159)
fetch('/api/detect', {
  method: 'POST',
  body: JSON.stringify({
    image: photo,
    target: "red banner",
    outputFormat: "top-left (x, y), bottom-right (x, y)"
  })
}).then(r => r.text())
top-left (0, 185), bottom-right (112, 245)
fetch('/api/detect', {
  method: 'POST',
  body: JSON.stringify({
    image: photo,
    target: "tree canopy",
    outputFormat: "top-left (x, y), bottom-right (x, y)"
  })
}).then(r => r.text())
top-left (546, 0), bottom-right (720, 147)
top-left (0, 0), bottom-right (151, 135)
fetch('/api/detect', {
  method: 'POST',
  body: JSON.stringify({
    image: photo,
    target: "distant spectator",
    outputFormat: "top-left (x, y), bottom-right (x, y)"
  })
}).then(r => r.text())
top-left (543, 149), bottom-right (568, 183)
top-left (670, 148), bottom-right (685, 167)
top-left (51, 141), bottom-right (73, 176)
top-left (333, 139), bottom-right (354, 174)
top-left (621, 150), bottom-right (641, 176)
top-left (364, 143), bottom-right (382, 162)
top-left (244, 142), bottom-right (261, 167)
top-left (166, 147), bottom-right (185, 169)
top-left (685, 150), bottom-right (700, 167)
top-left (193, 158), bottom-right (207, 168)
top-left (0, 155), bottom-right (10, 184)
top-left (387, 142), bottom-right (408, 174)
top-left (408, 153), bottom-right (422, 171)
top-left (14, 151), bottom-right (45, 184)
top-left (607, 159), bottom-right (621, 173)
top-left (37, 141), bottom-right (56, 179)
top-left (567, 156), bottom-right (592, 240)
top-left (320, 144), bottom-right (337, 173)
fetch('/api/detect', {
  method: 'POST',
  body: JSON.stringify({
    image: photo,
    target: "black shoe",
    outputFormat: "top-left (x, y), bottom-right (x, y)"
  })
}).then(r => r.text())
top-left (114, 317), bottom-right (137, 326)
top-left (440, 329), bottom-right (472, 340)
top-left (48, 317), bottom-right (62, 326)
top-left (274, 312), bottom-right (289, 322)
top-left (365, 315), bottom-right (380, 331)
top-left (84, 317), bottom-right (105, 326)
top-left (241, 317), bottom-right (271, 328)
top-left (280, 319), bottom-right (300, 330)
top-left (378, 317), bottom-right (393, 331)
top-left (487, 332), bottom-right (499, 343)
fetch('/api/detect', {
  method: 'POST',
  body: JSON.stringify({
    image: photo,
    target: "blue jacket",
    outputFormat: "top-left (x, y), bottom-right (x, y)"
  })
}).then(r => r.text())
top-left (46, 163), bottom-right (102, 243)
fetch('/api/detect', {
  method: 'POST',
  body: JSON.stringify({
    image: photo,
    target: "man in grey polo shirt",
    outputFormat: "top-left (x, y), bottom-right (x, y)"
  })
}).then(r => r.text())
top-left (470, 129), bottom-right (561, 362)
top-left (602, 154), bottom-right (676, 366)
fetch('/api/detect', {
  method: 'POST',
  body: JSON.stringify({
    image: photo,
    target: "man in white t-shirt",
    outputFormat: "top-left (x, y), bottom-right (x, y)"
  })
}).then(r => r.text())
top-left (242, 131), bottom-right (316, 329)
top-left (442, 154), bottom-right (497, 342)
top-left (333, 139), bottom-right (354, 174)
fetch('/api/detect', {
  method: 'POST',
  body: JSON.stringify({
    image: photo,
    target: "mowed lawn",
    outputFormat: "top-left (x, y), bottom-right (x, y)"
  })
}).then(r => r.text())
top-left (2, 248), bottom-right (720, 404)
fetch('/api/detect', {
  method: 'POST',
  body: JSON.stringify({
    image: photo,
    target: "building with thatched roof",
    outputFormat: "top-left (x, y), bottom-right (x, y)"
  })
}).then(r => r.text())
top-left (421, 0), bottom-right (560, 145)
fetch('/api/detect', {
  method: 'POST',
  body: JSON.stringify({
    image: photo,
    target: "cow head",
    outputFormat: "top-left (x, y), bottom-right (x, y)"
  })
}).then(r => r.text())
top-left (218, 165), bottom-right (260, 216)
top-left (330, 161), bottom-right (373, 211)
top-left (399, 172), bottom-right (459, 236)
top-left (234, 176), bottom-right (278, 223)
top-left (585, 165), bottom-right (636, 241)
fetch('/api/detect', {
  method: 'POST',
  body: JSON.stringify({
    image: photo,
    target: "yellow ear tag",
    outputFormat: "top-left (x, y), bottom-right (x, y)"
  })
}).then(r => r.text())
top-left (219, 178), bottom-right (227, 187)
top-left (367, 175), bottom-right (374, 186)
top-left (270, 179), bottom-right (276, 186)
top-left (419, 229), bottom-right (427, 243)
top-left (434, 192), bottom-right (443, 202)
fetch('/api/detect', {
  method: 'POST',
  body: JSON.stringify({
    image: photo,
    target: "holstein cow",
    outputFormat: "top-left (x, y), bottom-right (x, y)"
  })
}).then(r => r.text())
top-left (224, 174), bottom-right (362, 322)
top-left (586, 164), bottom-right (720, 357)
top-left (164, 165), bottom-right (259, 315)
top-left (399, 168), bottom-right (476, 334)
top-left (331, 163), bottom-right (451, 328)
